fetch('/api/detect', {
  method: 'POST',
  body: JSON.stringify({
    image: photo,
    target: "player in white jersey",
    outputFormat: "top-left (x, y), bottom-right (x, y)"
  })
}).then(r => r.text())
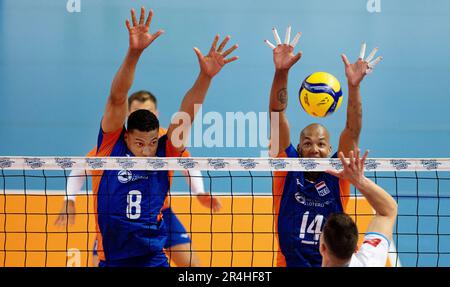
top-left (320, 148), bottom-right (398, 267)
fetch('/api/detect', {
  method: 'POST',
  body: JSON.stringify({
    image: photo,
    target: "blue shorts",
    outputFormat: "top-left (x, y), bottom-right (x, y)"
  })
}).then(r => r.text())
top-left (98, 251), bottom-right (169, 267)
top-left (163, 207), bottom-right (191, 249)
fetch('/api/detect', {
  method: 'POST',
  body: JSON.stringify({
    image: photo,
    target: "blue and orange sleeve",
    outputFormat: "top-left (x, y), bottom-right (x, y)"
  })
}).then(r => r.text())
top-left (272, 145), bottom-right (293, 267)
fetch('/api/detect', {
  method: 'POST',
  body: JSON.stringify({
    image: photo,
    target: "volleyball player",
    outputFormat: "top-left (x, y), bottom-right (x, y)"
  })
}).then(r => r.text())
top-left (55, 90), bottom-right (222, 267)
top-left (75, 6), bottom-right (237, 267)
top-left (265, 26), bottom-right (382, 267)
top-left (321, 149), bottom-right (398, 267)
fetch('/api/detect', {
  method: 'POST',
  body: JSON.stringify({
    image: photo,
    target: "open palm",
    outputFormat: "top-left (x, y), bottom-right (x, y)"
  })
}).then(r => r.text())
top-left (194, 35), bottom-right (239, 78)
top-left (126, 7), bottom-right (163, 51)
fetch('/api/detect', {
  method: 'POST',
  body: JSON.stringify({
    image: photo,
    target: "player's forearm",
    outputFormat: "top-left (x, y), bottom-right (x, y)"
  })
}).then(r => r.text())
top-left (109, 49), bottom-right (142, 104)
top-left (344, 84), bottom-right (362, 139)
top-left (178, 72), bottom-right (212, 122)
top-left (182, 170), bottom-right (205, 195)
top-left (355, 176), bottom-right (398, 218)
top-left (65, 169), bottom-right (87, 202)
top-left (270, 70), bottom-right (289, 113)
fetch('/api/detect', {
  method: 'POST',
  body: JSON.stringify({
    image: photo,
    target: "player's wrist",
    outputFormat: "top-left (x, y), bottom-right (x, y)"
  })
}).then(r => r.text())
top-left (354, 176), bottom-right (371, 191)
top-left (275, 68), bottom-right (290, 75)
top-left (127, 48), bottom-right (143, 58)
top-left (347, 81), bottom-right (361, 89)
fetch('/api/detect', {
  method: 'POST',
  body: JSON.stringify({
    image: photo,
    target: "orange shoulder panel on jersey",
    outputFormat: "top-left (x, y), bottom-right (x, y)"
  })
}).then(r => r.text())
top-left (161, 144), bottom-right (191, 211)
top-left (158, 127), bottom-right (167, 138)
top-left (91, 127), bottom-right (123, 262)
top-left (339, 179), bottom-right (351, 210)
top-left (272, 149), bottom-right (288, 267)
top-left (86, 147), bottom-right (97, 157)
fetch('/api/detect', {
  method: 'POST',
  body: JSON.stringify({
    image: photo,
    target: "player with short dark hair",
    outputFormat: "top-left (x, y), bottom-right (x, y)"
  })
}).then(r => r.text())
top-left (321, 149), bottom-right (398, 267)
top-left (87, 6), bottom-right (237, 267)
top-left (55, 91), bottom-right (222, 267)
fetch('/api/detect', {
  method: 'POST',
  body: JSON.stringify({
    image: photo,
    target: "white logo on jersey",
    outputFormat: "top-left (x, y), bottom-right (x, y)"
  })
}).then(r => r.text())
top-left (296, 178), bottom-right (304, 187)
top-left (295, 193), bottom-right (306, 204)
top-left (315, 181), bottom-right (331, 196)
top-left (118, 170), bottom-right (132, 183)
top-left (180, 233), bottom-right (190, 239)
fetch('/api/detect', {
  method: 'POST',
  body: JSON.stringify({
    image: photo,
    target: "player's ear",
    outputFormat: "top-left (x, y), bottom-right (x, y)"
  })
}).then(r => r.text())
top-left (297, 144), bottom-right (302, 157)
top-left (328, 145), bottom-right (332, 157)
top-left (319, 238), bottom-right (326, 257)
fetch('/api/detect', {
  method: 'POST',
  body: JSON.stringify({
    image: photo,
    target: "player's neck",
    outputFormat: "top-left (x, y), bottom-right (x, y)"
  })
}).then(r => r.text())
top-left (304, 172), bottom-right (320, 183)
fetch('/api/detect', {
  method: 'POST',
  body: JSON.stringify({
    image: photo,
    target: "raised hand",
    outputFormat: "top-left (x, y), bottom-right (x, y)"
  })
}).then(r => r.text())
top-left (126, 7), bottom-right (163, 52)
top-left (342, 43), bottom-right (382, 87)
top-left (193, 35), bottom-right (239, 79)
top-left (54, 200), bottom-right (76, 227)
top-left (326, 149), bottom-right (369, 188)
top-left (265, 26), bottom-right (302, 71)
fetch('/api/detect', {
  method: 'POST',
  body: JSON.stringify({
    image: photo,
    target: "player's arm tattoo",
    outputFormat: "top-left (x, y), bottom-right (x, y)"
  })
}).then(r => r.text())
top-left (274, 87), bottom-right (287, 112)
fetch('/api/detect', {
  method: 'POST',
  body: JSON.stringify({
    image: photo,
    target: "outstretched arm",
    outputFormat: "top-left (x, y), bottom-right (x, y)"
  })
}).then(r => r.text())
top-left (338, 43), bottom-right (382, 156)
top-left (167, 35), bottom-right (238, 152)
top-left (102, 7), bottom-right (163, 133)
top-left (265, 27), bottom-right (302, 156)
top-left (326, 149), bottom-right (397, 240)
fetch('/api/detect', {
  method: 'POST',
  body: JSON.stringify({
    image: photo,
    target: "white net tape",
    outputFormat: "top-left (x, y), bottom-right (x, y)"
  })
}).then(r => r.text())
top-left (1, 156), bottom-right (449, 171)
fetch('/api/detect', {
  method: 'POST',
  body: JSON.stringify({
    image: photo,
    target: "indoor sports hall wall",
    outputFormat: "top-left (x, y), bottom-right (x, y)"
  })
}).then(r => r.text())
top-left (1, 0), bottom-right (450, 267)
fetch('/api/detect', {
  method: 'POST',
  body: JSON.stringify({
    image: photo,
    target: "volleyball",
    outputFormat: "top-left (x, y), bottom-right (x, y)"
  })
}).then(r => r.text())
top-left (299, 72), bottom-right (343, 117)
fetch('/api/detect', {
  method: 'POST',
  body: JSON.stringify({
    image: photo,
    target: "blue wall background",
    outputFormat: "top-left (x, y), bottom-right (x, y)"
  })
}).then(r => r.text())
top-left (1, 0), bottom-right (450, 267)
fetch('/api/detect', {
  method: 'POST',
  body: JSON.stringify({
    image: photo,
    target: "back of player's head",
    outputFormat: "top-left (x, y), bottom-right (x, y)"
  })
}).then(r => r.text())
top-left (128, 90), bottom-right (157, 109)
top-left (127, 109), bottom-right (159, 133)
top-left (322, 213), bottom-right (358, 261)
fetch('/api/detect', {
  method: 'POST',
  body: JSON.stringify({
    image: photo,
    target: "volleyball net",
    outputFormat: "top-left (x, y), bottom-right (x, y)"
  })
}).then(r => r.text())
top-left (1, 156), bottom-right (450, 267)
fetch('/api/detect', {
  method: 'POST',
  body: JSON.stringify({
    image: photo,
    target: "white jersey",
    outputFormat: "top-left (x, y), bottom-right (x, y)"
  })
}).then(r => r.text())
top-left (348, 232), bottom-right (390, 267)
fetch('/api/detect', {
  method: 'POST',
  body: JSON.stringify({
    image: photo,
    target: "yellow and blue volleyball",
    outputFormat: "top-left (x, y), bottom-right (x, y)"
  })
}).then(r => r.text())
top-left (299, 72), bottom-right (343, 117)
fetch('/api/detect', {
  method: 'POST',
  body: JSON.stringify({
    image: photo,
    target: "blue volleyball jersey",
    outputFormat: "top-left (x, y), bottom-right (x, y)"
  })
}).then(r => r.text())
top-left (273, 144), bottom-right (350, 267)
top-left (92, 127), bottom-right (181, 261)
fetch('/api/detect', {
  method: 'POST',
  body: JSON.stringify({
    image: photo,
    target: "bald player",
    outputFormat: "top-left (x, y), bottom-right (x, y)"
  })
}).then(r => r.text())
top-left (79, 7), bottom-right (237, 267)
top-left (55, 90), bottom-right (222, 267)
top-left (265, 26), bottom-right (382, 267)
top-left (321, 149), bottom-right (398, 267)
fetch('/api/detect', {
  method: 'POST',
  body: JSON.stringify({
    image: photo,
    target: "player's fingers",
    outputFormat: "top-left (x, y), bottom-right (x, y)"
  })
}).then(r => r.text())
top-left (284, 26), bottom-right (291, 44)
top-left (125, 19), bottom-right (131, 32)
top-left (365, 47), bottom-right (378, 63)
top-left (272, 27), bottom-right (282, 45)
top-left (290, 32), bottom-right (302, 48)
top-left (222, 44), bottom-right (238, 57)
top-left (349, 150), bottom-right (356, 170)
top-left (368, 56), bottom-right (383, 68)
top-left (355, 148), bottom-right (361, 170)
top-left (217, 35), bottom-right (230, 53)
top-left (152, 30), bottom-right (164, 41)
top-left (341, 54), bottom-right (351, 67)
top-left (224, 56), bottom-right (239, 64)
top-left (139, 7), bottom-right (145, 25)
top-left (193, 47), bottom-right (204, 63)
top-left (361, 150), bottom-right (370, 166)
top-left (359, 42), bottom-right (366, 60)
top-left (131, 8), bottom-right (137, 27)
top-left (145, 9), bottom-right (153, 28)
top-left (264, 39), bottom-right (276, 50)
top-left (338, 151), bottom-right (347, 168)
top-left (292, 52), bottom-right (302, 64)
top-left (210, 34), bottom-right (220, 54)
